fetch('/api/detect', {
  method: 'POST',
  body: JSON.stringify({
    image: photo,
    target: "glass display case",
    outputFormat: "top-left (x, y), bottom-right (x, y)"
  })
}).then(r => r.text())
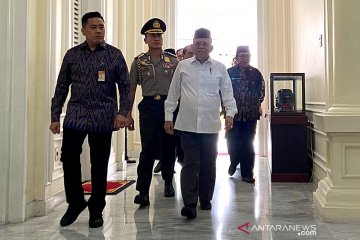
top-left (270, 73), bottom-right (305, 115)
top-left (266, 72), bottom-right (310, 182)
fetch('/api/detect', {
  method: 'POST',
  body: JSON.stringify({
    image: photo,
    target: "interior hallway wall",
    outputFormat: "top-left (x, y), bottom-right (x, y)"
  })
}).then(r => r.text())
top-left (0, 0), bottom-right (177, 225)
top-left (275, 0), bottom-right (360, 223)
top-left (290, 0), bottom-right (327, 184)
top-left (0, 0), bottom-right (29, 224)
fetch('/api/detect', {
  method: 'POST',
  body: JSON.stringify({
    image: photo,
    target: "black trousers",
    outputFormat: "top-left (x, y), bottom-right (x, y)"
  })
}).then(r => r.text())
top-left (179, 131), bottom-right (218, 206)
top-left (225, 120), bottom-right (257, 178)
top-left (60, 128), bottom-right (112, 216)
top-left (136, 98), bottom-right (176, 194)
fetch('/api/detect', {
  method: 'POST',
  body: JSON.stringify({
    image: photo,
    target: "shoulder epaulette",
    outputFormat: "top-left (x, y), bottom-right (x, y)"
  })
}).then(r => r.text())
top-left (135, 52), bottom-right (146, 59)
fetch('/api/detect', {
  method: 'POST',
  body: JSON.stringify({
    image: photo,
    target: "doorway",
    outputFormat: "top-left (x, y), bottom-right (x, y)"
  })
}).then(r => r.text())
top-left (176, 0), bottom-right (259, 155)
top-left (176, 0), bottom-right (258, 68)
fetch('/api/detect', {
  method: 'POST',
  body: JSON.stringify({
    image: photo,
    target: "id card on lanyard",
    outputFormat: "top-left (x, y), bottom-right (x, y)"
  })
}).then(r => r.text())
top-left (98, 71), bottom-right (105, 81)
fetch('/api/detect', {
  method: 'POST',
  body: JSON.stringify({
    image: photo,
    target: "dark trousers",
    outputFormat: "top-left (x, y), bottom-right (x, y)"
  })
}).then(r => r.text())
top-left (60, 128), bottom-right (112, 216)
top-left (179, 131), bottom-right (218, 206)
top-left (175, 130), bottom-right (184, 163)
top-left (136, 98), bottom-right (176, 194)
top-left (225, 120), bottom-right (257, 178)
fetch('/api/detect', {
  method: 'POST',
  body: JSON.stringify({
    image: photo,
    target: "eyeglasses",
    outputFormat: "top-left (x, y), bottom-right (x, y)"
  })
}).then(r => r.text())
top-left (193, 42), bottom-right (211, 48)
top-left (237, 54), bottom-right (251, 59)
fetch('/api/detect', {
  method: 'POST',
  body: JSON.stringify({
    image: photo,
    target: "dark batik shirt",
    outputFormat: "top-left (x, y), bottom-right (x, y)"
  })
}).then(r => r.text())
top-left (227, 65), bottom-right (265, 122)
top-left (51, 41), bottom-right (131, 133)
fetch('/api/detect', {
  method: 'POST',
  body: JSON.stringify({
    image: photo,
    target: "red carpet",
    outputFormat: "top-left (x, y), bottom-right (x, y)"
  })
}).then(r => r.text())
top-left (82, 180), bottom-right (135, 195)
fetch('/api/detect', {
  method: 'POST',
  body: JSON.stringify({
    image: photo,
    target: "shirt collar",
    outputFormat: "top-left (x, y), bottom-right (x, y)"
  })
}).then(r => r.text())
top-left (144, 52), bottom-right (166, 62)
top-left (80, 41), bottom-right (107, 50)
top-left (191, 56), bottom-right (214, 65)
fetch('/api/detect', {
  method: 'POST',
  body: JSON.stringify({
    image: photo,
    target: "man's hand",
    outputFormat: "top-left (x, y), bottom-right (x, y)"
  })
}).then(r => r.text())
top-left (127, 115), bottom-right (135, 131)
top-left (50, 122), bottom-right (61, 134)
top-left (164, 121), bottom-right (174, 135)
top-left (224, 116), bottom-right (233, 131)
top-left (113, 114), bottom-right (129, 130)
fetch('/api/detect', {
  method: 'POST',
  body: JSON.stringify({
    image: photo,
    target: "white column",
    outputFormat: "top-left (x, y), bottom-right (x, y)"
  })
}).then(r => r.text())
top-left (0, 0), bottom-right (28, 224)
top-left (313, 0), bottom-right (360, 223)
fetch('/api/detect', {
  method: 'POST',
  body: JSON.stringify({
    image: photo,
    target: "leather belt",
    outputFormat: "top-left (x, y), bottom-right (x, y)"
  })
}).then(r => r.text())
top-left (143, 95), bottom-right (167, 101)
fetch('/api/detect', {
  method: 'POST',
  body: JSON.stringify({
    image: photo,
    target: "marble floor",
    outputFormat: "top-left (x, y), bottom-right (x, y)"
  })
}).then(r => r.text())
top-left (1, 155), bottom-right (360, 239)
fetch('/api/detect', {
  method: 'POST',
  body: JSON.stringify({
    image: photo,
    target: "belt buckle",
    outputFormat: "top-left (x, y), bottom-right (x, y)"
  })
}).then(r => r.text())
top-left (154, 95), bottom-right (161, 100)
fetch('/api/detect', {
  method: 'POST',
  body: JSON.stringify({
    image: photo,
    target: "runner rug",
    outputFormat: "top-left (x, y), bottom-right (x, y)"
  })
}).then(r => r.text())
top-left (82, 180), bottom-right (135, 195)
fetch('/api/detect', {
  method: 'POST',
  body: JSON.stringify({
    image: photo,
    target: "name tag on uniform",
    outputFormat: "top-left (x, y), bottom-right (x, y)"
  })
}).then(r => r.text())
top-left (98, 71), bottom-right (105, 81)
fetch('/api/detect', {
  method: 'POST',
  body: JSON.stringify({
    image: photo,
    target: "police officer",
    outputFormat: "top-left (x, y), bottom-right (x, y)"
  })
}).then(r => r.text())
top-left (127, 18), bottom-right (178, 206)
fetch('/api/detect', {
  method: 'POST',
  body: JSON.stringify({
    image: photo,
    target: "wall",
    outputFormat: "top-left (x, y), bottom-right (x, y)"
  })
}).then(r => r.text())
top-left (289, 0), bottom-right (360, 222)
top-left (0, 0), bottom-right (28, 224)
top-left (0, 0), bottom-right (176, 225)
top-left (290, 0), bottom-right (327, 183)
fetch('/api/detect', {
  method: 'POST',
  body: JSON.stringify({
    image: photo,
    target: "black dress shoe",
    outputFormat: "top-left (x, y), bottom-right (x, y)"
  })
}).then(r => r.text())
top-left (134, 194), bottom-right (150, 206)
top-left (153, 161), bottom-right (162, 173)
top-left (200, 201), bottom-right (212, 210)
top-left (60, 202), bottom-right (87, 226)
top-left (164, 182), bottom-right (175, 197)
top-left (181, 206), bottom-right (197, 219)
top-left (89, 215), bottom-right (104, 228)
top-left (228, 164), bottom-right (237, 176)
top-left (242, 177), bottom-right (255, 183)
top-left (126, 159), bottom-right (136, 164)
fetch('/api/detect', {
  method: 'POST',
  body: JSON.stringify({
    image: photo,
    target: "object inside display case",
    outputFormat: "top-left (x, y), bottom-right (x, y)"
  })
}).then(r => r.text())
top-left (275, 89), bottom-right (295, 112)
top-left (270, 73), bottom-right (305, 115)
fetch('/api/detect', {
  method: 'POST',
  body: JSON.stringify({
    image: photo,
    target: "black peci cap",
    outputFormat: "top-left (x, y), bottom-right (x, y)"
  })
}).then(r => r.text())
top-left (193, 28), bottom-right (212, 39)
top-left (141, 18), bottom-right (166, 35)
top-left (236, 46), bottom-right (250, 55)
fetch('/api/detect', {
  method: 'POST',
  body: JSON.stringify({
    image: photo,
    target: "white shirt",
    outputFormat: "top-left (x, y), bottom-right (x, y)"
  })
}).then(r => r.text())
top-left (165, 56), bottom-right (237, 133)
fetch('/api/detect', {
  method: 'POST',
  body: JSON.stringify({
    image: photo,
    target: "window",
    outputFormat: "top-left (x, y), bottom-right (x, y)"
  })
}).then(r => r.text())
top-left (73, 0), bottom-right (81, 46)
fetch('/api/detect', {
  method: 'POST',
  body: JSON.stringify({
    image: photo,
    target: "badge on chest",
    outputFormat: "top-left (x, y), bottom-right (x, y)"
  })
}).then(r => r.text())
top-left (98, 71), bottom-right (105, 81)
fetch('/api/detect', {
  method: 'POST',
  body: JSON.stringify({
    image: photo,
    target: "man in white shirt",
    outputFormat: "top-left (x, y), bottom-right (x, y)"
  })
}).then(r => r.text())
top-left (164, 28), bottom-right (237, 219)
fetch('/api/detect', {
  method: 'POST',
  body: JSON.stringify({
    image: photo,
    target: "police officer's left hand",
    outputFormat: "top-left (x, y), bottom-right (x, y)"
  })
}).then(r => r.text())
top-left (164, 121), bottom-right (174, 135)
top-left (114, 114), bottom-right (129, 130)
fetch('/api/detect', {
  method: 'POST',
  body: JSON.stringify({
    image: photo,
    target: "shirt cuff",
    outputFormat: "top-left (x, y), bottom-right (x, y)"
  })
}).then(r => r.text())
top-left (165, 112), bottom-right (173, 122)
top-left (51, 115), bottom-right (60, 123)
top-left (225, 109), bottom-right (236, 118)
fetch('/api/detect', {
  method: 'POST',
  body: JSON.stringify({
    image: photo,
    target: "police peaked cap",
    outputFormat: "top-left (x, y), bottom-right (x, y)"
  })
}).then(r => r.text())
top-left (141, 18), bottom-right (166, 35)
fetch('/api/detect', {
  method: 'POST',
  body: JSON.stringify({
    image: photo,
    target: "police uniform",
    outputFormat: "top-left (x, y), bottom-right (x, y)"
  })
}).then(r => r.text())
top-left (130, 18), bottom-right (178, 204)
